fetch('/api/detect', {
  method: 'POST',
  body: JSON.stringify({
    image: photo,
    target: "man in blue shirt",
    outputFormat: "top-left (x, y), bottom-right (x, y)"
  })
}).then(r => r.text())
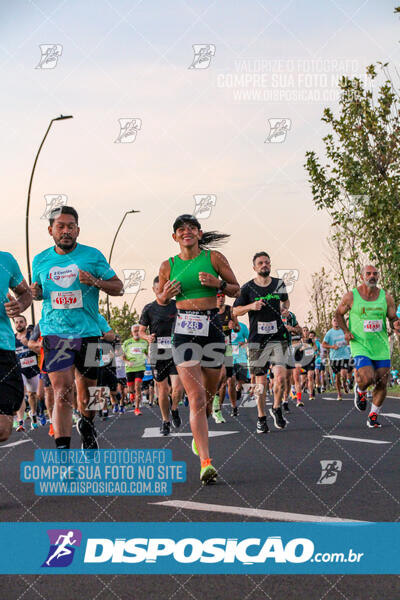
top-left (231, 321), bottom-right (249, 413)
top-left (323, 317), bottom-right (351, 401)
top-left (31, 206), bottom-right (123, 450)
top-left (0, 252), bottom-right (32, 444)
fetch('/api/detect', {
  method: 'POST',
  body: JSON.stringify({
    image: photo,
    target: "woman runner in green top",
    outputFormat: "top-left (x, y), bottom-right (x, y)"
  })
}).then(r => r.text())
top-left (158, 215), bottom-right (239, 485)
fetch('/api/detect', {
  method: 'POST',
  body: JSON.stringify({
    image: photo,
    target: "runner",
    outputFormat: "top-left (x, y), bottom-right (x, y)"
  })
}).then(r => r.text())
top-left (114, 335), bottom-right (127, 411)
top-left (157, 214), bottom-right (239, 484)
top-left (0, 252), bottom-right (32, 444)
top-left (231, 320), bottom-right (250, 413)
top-left (281, 307), bottom-right (302, 410)
top-left (336, 265), bottom-right (400, 428)
top-left (28, 323), bottom-right (55, 436)
top-left (122, 324), bottom-right (148, 415)
top-left (299, 326), bottom-right (317, 400)
top-left (97, 314), bottom-right (118, 420)
top-left (31, 206), bottom-right (123, 450)
top-left (233, 252), bottom-right (290, 432)
top-left (322, 317), bottom-right (351, 401)
top-left (141, 359), bottom-right (155, 408)
top-left (139, 276), bottom-right (183, 436)
top-left (213, 292), bottom-right (240, 423)
top-left (14, 316), bottom-right (40, 430)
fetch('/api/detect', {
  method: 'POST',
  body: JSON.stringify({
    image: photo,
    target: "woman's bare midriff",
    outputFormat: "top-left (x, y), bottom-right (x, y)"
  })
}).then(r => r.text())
top-left (176, 297), bottom-right (217, 311)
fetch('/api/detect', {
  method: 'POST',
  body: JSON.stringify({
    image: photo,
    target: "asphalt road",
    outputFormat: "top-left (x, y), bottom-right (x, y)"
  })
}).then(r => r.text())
top-left (1, 391), bottom-right (399, 599)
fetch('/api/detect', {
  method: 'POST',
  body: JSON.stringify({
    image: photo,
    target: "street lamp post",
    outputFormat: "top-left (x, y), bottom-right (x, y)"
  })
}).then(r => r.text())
top-left (107, 209), bottom-right (140, 320)
top-left (129, 287), bottom-right (146, 313)
top-left (26, 114), bottom-right (73, 324)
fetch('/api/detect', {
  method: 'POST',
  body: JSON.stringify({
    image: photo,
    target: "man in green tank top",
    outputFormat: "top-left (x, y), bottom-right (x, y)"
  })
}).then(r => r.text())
top-left (336, 265), bottom-right (400, 428)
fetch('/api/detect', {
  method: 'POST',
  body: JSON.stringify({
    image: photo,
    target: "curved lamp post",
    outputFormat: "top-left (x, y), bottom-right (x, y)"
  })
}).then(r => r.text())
top-left (107, 209), bottom-right (140, 320)
top-left (26, 114), bottom-right (73, 324)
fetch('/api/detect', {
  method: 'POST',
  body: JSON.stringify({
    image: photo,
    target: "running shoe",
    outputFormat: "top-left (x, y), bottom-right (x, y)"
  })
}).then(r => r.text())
top-left (200, 460), bottom-right (217, 485)
top-left (72, 411), bottom-right (79, 425)
top-left (183, 395), bottom-right (189, 407)
top-left (282, 401), bottom-right (290, 412)
top-left (309, 395), bottom-right (315, 401)
top-left (76, 417), bottom-right (99, 450)
top-left (191, 437), bottom-right (199, 456)
top-left (213, 410), bottom-right (225, 424)
top-left (231, 406), bottom-right (239, 417)
top-left (30, 421), bottom-right (39, 430)
top-left (112, 405), bottom-right (119, 414)
top-left (134, 408), bottom-right (142, 416)
top-left (296, 400), bottom-right (304, 407)
top-left (367, 412), bottom-right (382, 428)
top-left (256, 416), bottom-right (269, 434)
top-left (160, 421), bottom-right (170, 436)
top-left (321, 387), bottom-right (326, 393)
top-left (337, 396), bottom-right (342, 402)
top-left (102, 410), bottom-right (108, 421)
top-left (171, 409), bottom-right (181, 428)
top-left (119, 405), bottom-right (125, 414)
top-left (212, 395), bottom-right (220, 413)
top-left (316, 386), bottom-right (321, 394)
top-left (354, 386), bottom-right (367, 411)
top-left (269, 407), bottom-right (287, 430)
top-left (48, 424), bottom-right (54, 437)
top-left (16, 423), bottom-right (25, 433)
top-left (13, 419), bottom-right (18, 429)
top-left (366, 390), bottom-right (373, 399)
top-left (39, 413), bottom-right (47, 426)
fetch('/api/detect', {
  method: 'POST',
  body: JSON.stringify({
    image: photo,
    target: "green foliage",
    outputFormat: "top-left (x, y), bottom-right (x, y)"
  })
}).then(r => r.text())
top-left (99, 298), bottom-right (139, 342)
top-left (305, 64), bottom-right (400, 300)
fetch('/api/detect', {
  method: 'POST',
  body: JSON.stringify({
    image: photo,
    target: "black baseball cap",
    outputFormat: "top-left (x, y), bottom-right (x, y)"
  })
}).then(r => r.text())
top-left (173, 214), bottom-right (201, 232)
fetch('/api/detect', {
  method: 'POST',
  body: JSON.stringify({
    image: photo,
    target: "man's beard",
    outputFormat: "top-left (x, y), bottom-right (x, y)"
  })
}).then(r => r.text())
top-left (56, 237), bottom-right (74, 250)
top-left (365, 279), bottom-right (377, 288)
top-left (16, 326), bottom-right (25, 333)
top-left (259, 269), bottom-right (270, 278)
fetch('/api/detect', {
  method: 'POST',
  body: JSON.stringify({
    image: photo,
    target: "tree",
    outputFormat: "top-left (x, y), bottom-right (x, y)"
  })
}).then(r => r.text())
top-left (305, 64), bottom-right (400, 300)
top-left (99, 298), bottom-right (139, 341)
top-left (306, 267), bottom-right (341, 337)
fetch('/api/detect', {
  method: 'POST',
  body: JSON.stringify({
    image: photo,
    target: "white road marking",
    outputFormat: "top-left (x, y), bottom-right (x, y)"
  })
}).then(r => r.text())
top-left (152, 500), bottom-right (366, 523)
top-left (323, 435), bottom-right (391, 445)
top-left (0, 439), bottom-right (32, 448)
top-left (142, 427), bottom-right (239, 439)
top-left (381, 413), bottom-right (400, 419)
top-left (322, 397), bottom-right (352, 401)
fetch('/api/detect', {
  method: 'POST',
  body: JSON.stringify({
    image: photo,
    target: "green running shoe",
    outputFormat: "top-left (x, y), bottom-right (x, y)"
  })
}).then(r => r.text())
top-left (213, 410), bottom-right (225, 424)
top-left (191, 437), bottom-right (199, 456)
top-left (200, 462), bottom-right (217, 485)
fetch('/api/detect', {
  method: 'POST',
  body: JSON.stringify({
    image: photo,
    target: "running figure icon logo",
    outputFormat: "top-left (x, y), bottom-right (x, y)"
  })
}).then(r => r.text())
top-left (193, 195), bottom-right (217, 219)
top-left (41, 194), bottom-right (68, 220)
top-left (276, 269), bottom-right (299, 294)
top-left (264, 119), bottom-right (291, 143)
top-left (188, 44), bottom-right (216, 69)
top-left (317, 460), bottom-right (342, 485)
top-left (123, 269), bottom-right (146, 294)
top-left (36, 44), bottom-right (63, 69)
top-left (42, 529), bottom-right (82, 567)
top-left (115, 118), bottom-right (142, 143)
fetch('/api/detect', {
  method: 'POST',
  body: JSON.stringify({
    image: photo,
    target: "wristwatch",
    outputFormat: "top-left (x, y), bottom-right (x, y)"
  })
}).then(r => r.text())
top-left (219, 280), bottom-right (227, 292)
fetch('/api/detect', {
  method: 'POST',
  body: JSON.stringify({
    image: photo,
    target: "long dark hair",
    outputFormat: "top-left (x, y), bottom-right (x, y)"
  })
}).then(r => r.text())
top-left (173, 214), bottom-right (230, 250)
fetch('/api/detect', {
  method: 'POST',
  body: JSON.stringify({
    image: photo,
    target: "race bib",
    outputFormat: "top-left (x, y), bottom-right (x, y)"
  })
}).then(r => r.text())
top-left (174, 313), bottom-right (209, 337)
top-left (304, 348), bottom-right (314, 357)
top-left (232, 345), bottom-right (240, 355)
top-left (257, 321), bottom-right (278, 335)
top-left (335, 340), bottom-right (347, 348)
top-left (51, 290), bottom-right (83, 309)
top-left (20, 356), bottom-right (37, 368)
top-left (363, 319), bottom-right (383, 333)
top-left (157, 336), bottom-right (172, 348)
top-left (144, 369), bottom-right (152, 377)
top-left (131, 347), bottom-right (144, 355)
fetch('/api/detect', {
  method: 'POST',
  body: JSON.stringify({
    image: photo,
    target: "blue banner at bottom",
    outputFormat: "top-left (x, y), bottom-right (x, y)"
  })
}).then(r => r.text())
top-left (0, 522), bottom-right (398, 574)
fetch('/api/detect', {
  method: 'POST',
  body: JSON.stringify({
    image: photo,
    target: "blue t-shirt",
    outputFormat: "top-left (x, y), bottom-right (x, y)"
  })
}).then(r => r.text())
top-left (98, 314), bottom-right (112, 334)
top-left (323, 328), bottom-right (351, 360)
top-left (32, 243), bottom-right (116, 338)
top-left (0, 252), bottom-right (24, 350)
top-left (231, 322), bottom-right (249, 365)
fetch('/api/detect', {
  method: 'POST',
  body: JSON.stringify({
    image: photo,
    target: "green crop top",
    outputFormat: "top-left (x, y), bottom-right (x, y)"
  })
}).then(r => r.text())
top-left (168, 250), bottom-right (219, 302)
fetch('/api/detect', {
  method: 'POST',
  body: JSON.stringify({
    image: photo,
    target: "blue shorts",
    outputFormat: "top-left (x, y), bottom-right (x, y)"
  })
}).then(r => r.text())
top-left (353, 356), bottom-right (391, 371)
